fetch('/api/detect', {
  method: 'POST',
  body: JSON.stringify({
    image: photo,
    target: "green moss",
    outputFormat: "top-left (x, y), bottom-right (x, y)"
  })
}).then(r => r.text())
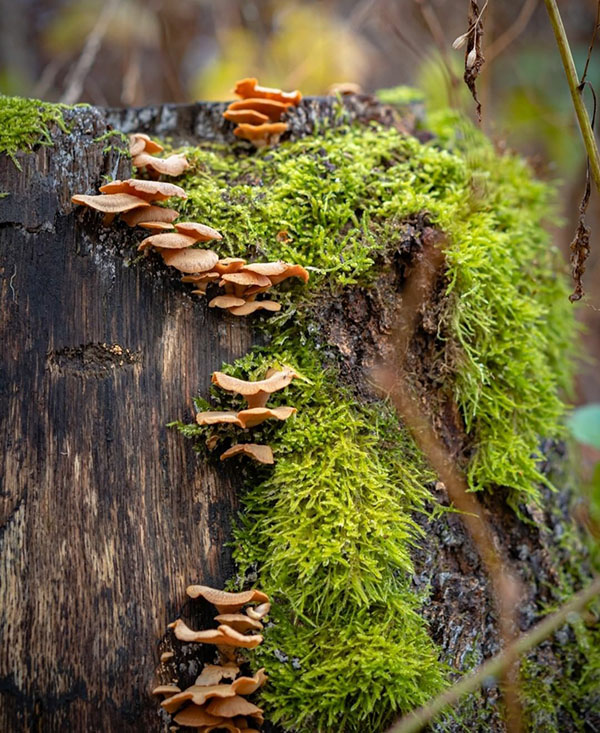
top-left (0, 95), bottom-right (73, 168)
top-left (166, 92), bottom-right (581, 730)
top-left (178, 339), bottom-right (445, 731)
top-left (94, 128), bottom-right (131, 157)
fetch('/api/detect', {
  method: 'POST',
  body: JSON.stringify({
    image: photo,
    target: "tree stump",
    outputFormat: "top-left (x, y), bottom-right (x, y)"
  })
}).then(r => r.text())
top-left (0, 97), bottom-right (597, 733)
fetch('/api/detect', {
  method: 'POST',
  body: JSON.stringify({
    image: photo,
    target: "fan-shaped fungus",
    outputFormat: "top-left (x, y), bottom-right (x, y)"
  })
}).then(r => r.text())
top-left (220, 443), bottom-right (274, 465)
top-left (160, 248), bottom-right (219, 273)
top-left (138, 233), bottom-right (197, 251)
top-left (173, 705), bottom-right (226, 728)
top-left (121, 205), bottom-right (179, 227)
top-left (152, 684), bottom-right (181, 698)
top-left (233, 122), bottom-right (288, 148)
top-left (71, 193), bottom-right (149, 213)
top-left (129, 132), bottom-right (164, 156)
top-left (214, 614), bottom-right (263, 633)
top-left (228, 301), bottom-right (281, 316)
top-left (138, 221), bottom-right (174, 231)
top-left (133, 152), bottom-right (190, 177)
top-left (161, 683), bottom-right (237, 714)
top-left (230, 669), bottom-right (268, 696)
top-left (227, 98), bottom-right (291, 121)
top-left (209, 296), bottom-right (247, 310)
top-left (99, 179), bottom-right (187, 202)
top-left (246, 603), bottom-right (271, 621)
top-left (211, 368), bottom-right (297, 408)
top-left (186, 585), bottom-right (269, 612)
top-left (195, 411), bottom-right (244, 427)
top-left (206, 695), bottom-right (263, 719)
top-left (235, 406), bottom-right (296, 428)
top-left (223, 109), bottom-right (270, 126)
top-left (234, 77), bottom-right (302, 105)
top-left (174, 222), bottom-right (222, 242)
top-left (195, 663), bottom-right (240, 686)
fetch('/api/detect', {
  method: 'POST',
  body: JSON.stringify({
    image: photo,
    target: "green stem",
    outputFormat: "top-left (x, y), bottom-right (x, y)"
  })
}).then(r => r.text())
top-left (386, 575), bottom-right (600, 733)
top-left (543, 0), bottom-right (600, 195)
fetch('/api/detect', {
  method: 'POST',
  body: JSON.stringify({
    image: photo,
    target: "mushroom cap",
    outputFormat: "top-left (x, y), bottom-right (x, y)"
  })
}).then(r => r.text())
top-left (160, 651), bottom-right (174, 662)
top-left (228, 300), bottom-right (281, 316)
top-left (195, 663), bottom-right (239, 686)
top-left (269, 263), bottom-right (310, 285)
top-left (221, 271), bottom-right (272, 288)
top-left (185, 585), bottom-right (269, 609)
top-left (129, 132), bottom-right (164, 155)
top-left (241, 261), bottom-right (288, 277)
top-left (161, 682), bottom-right (237, 714)
top-left (173, 704), bottom-right (226, 728)
top-left (219, 443), bottom-right (274, 465)
top-left (213, 258), bottom-right (247, 274)
top-left (152, 684), bottom-right (181, 697)
top-left (208, 296), bottom-right (246, 309)
top-left (169, 619), bottom-right (226, 644)
top-left (174, 222), bottom-right (223, 242)
top-left (234, 77), bottom-right (302, 105)
top-left (234, 122), bottom-right (288, 142)
top-left (227, 98), bottom-right (291, 120)
top-left (138, 233), bottom-right (197, 251)
top-left (71, 193), bottom-right (149, 213)
top-left (195, 411), bottom-right (244, 427)
top-left (160, 248), bottom-right (219, 273)
top-left (211, 368), bottom-right (297, 397)
top-left (223, 109), bottom-right (270, 125)
top-left (182, 272), bottom-right (220, 283)
top-left (236, 406), bottom-right (296, 428)
top-left (230, 668), bottom-right (268, 696)
top-left (137, 221), bottom-right (175, 231)
top-left (120, 205), bottom-right (180, 227)
top-left (245, 602), bottom-right (271, 620)
top-left (133, 152), bottom-right (189, 176)
top-left (213, 614), bottom-right (263, 633)
top-left (217, 624), bottom-right (264, 648)
top-left (99, 179), bottom-right (187, 201)
top-left (206, 695), bottom-right (263, 719)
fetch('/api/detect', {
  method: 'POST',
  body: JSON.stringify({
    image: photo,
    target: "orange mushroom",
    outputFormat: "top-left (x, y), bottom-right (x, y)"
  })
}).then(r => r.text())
top-left (234, 77), bottom-right (302, 105)
top-left (220, 271), bottom-right (272, 288)
top-left (138, 221), bottom-right (174, 231)
top-left (71, 193), bottom-right (149, 213)
top-left (173, 705), bottom-right (226, 728)
top-left (152, 684), bottom-right (181, 698)
top-left (129, 132), bottom-right (164, 156)
top-left (228, 300), bottom-right (281, 316)
top-left (230, 669), bottom-right (268, 696)
top-left (160, 682), bottom-right (237, 714)
top-left (219, 443), bottom-right (274, 465)
top-left (195, 663), bottom-right (240, 686)
top-left (138, 233), bottom-right (197, 251)
top-left (211, 368), bottom-right (297, 408)
top-left (185, 585), bottom-right (269, 613)
top-left (213, 258), bottom-right (247, 274)
top-left (174, 222), bottom-right (223, 242)
top-left (236, 405), bottom-right (296, 428)
top-left (159, 248), bottom-right (219, 273)
top-left (99, 179), bottom-right (187, 202)
top-left (120, 205), bottom-right (180, 227)
top-left (209, 296), bottom-right (246, 310)
top-left (245, 602), bottom-right (271, 621)
top-left (205, 695), bottom-right (263, 719)
top-left (195, 411), bottom-right (244, 427)
top-left (132, 152), bottom-right (190, 177)
top-left (227, 98), bottom-right (291, 121)
top-left (214, 614), bottom-right (263, 633)
top-left (233, 122), bottom-right (288, 148)
top-left (224, 109), bottom-right (270, 126)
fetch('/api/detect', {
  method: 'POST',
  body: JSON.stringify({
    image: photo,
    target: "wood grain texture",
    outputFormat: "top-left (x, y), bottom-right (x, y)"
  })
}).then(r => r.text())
top-left (0, 106), bottom-right (254, 731)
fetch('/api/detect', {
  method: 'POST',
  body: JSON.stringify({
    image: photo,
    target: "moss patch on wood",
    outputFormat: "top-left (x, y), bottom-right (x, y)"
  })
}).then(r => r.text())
top-left (139, 90), bottom-right (590, 730)
top-left (0, 95), bottom-right (74, 168)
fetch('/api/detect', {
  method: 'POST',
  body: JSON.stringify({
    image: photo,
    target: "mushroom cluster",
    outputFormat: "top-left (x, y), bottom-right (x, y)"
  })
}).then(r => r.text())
top-left (154, 585), bottom-right (271, 732)
top-left (129, 132), bottom-right (190, 177)
top-left (196, 367), bottom-right (299, 464)
top-left (184, 257), bottom-right (309, 316)
top-left (71, 178), bottom-right (187, 227)
top-left (224, 78), bottom-right (302, 148)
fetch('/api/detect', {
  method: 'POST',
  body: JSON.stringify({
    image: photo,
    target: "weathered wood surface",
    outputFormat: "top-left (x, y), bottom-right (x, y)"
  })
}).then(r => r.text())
top-left (0, 97), bottom-right (596, 733)
top-left (0, 96), bottom-right (402, 732)
top-left (0, 106), bottom-right (256, 732)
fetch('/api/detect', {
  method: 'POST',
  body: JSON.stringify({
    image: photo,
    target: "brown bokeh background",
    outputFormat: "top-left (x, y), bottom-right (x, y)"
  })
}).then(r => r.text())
top-left (1, 0), bottom-right (598, 404)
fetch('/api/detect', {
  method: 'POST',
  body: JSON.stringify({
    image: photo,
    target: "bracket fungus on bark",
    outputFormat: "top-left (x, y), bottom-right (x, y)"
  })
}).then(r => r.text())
top-left (129, 132), bottom-right (164, 156)
top-left (211, 368), bottom-right (298, 408)
top-left (129, 131), bottom-right (189, 177)
top-left (120, 204), bottom-right (180, 227)
top-left (158, 585), bottom-right (270, 730)
top-left (224, 77), bottom-right (302, 148)
top-left (220, 444), bottom-right (274, 464)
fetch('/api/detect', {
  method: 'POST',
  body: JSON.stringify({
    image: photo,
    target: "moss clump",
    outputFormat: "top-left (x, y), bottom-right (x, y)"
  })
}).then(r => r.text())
top-left (177, 341), bottom-right (445, 731)
top-left (172, 105), bottom-right (574, 504)
top-left (0, 95), bottom-right (73, 168)
top-left (167, 93), bottom-right (580, 730)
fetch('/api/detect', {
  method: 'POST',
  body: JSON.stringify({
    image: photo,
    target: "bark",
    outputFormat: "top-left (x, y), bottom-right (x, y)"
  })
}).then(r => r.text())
top-left (0, 98), bottom-right (595, 732)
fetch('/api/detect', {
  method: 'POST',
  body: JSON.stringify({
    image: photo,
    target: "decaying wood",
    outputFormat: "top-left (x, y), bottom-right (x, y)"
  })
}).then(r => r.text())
top-left (0, 97), bottom-right (596, 733)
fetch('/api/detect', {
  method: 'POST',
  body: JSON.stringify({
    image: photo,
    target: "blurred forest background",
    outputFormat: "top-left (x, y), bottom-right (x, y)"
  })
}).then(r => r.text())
top-left (1, 0), bottom-right (598, 430)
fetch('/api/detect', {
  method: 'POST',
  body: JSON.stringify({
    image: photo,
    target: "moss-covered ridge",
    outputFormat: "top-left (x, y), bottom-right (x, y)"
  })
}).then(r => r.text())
top-left (0, 95), bottom-right (73, 168)
top-left (173, 107), bottom-right (574, 504)
top-left (168, 99), bottom-right (578, 730)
